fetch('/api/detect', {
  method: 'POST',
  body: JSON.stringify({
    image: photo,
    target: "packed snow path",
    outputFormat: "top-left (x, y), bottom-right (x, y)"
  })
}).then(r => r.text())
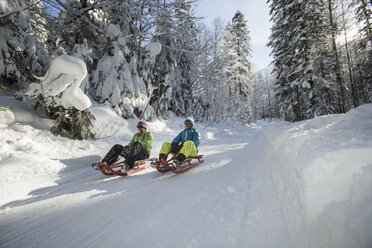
top-left (1, 99), bottom-right (371, 248)
top-left (0, 120), bottom-right (289, 247)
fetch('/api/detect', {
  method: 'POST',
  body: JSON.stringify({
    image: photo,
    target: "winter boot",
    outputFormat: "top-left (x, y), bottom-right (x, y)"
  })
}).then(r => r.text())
top-left (120, 162), bottom-right (131, 173)
top-left (150, 161), bottom-right (157, 169)
top-left (159, 153), bottom-right (167, 161)
top-left (169, 154), bottom-right (186, 169)
top-left (91, 162), bottom-right (99, 170)
top-left (169, 159), bottom-right (180, 169)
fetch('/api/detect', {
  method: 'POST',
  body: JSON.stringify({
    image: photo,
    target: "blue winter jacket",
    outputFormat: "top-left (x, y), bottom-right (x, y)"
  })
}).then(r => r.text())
top-left (172, 128), bottom-right (201, 148)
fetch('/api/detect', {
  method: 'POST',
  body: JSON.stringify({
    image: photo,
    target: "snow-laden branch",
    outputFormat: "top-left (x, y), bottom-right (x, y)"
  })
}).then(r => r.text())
top-left (0, 0), bottom-right (43, 19)
top-left (161, 43), bottom-right (201, 54)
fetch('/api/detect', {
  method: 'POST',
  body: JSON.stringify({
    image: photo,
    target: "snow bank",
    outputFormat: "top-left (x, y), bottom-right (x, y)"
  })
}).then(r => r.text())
top-left (0, 109), bottom-right (14, 124)
top-left (262, 104), bottom-right (372, 248)
top-left (0, 102), bottom-right (64, 204)
top-left (26, 55), bottom-right (91, 110)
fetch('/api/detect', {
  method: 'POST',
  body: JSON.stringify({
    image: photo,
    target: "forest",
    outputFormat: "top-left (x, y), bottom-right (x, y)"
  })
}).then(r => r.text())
top-left (0, 0), bottom-right (371, 138)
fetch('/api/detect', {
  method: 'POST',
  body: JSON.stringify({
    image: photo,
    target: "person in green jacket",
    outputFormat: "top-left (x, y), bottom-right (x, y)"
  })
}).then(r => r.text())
top-left (92, 121), bottom-right (153, 172)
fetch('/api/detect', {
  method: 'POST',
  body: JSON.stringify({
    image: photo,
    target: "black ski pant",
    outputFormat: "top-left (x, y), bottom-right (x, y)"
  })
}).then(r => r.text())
top-left (102, 142), bottom-right (149, 168)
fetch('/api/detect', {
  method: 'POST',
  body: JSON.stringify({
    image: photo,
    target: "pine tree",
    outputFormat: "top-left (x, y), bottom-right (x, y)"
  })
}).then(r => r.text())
top-left (170, 0), bottom-right (199, 117)
top-left (350, 0), bottom-right (372, 104)
top-left (326, 0), bottom-right (348, 113)
top-left (221, 11), bottom-right (254, 123)
top-left (151, 1), bottom-right (176, 119)
top-left (268, 0), bottom-right (337, 121)
top-left (150, 0), bottom-right (199, 119)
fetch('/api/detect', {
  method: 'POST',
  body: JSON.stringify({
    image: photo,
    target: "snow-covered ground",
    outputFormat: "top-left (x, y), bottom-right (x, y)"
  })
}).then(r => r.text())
top-left (0, 92), bottom-right (371, 248)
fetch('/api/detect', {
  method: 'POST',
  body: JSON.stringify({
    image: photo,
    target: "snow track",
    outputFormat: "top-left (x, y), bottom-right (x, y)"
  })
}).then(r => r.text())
top-left (0, 120), bottom-right (289, 248)
top-left (2, 101), bottom-right (371, 248)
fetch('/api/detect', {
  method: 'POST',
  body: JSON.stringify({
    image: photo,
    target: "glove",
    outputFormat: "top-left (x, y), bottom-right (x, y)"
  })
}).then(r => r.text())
top-left (121, 146), bottom-right (131, 157)
top-left (170, 142), bottom-right (183, 154)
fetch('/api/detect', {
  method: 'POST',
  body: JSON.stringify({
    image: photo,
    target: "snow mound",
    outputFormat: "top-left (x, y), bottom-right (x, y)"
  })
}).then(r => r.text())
top-left (26, 55), bottom-right (91, 110)
top-left (0, 109), bottom-right (14, 124)
top-left (262, 103), bottom-right (372, 248)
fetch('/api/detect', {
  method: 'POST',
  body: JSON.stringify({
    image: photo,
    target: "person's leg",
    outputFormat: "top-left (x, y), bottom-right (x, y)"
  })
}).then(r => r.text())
top-left (102, 144), bottom-right (124, 164)
top-left (124, 141), bottom-right (149, 168)
top-left (176, 141), bottom-right (197, 162)
top-left (159, 141), bottom-right (172, 160)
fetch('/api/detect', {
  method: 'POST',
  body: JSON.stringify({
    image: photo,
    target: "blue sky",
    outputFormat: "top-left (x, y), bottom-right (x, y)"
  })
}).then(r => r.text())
top-left (194, 0), bottom-right (272, 71)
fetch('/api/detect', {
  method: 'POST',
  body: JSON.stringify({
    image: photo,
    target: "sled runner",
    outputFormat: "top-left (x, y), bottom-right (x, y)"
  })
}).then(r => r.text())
top-left (152, 155), bottom-right (204, 174)
top-left (94, 157), bottom-right (157, 176)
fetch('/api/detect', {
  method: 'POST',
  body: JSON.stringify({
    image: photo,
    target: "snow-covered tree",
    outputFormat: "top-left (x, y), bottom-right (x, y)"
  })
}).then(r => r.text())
top-left (268, 0), bottom-right (337, 121)
top-left (205, 19), bottom-right (230, 122)
top-left (350, 0), bottom-right (372, 104)
top-left (150, 0), bottom-right (200, 119)
top-left (150, 2), bottom-right (177, 119)
top-left (91, 22), bottom-right (161, 119)
top-left (171, 0), bottom-right (199, 117)
top-left (0, 0), bottom-right (49, 89)
top-left (191, 18), bottom-right (227, 122)
top-left (221, 11), bottom-right (254, 123)
top-left (253, 69), bottom-right (278, 120)
top-left (326, 0), bottom-right (348, 113)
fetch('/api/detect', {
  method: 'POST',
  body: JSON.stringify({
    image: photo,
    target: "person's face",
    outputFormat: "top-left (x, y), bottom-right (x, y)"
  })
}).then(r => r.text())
top-left (137, 125), bottom-right (146, 133)
top-left (184, 121), bottom-right (193, 130)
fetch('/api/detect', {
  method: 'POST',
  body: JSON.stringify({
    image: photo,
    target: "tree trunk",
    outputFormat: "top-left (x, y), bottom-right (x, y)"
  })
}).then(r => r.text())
top-left (328, 0), bottom-right (345, 113)
top-left (342, 2), bottom-right (359, 107)
top-left (295, 85), bottom-right (302, 121)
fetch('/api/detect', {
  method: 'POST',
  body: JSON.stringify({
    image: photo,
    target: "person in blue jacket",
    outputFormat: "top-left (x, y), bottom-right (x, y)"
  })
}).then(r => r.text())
top-left (158, 117), bottom-right (201, 169)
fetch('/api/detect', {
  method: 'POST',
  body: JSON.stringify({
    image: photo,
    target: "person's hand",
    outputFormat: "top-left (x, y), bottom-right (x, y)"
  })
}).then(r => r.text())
top-left (171, 142), bottom-right (183, 153)
top-left (121, 146), bottom-right (131, 157)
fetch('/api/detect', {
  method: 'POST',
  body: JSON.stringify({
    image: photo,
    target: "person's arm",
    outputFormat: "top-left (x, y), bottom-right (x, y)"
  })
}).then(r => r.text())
top-left (172, 131), bottom-right (182, 144)
top-left (127, 133), bottom-right (138, 148)
top-left (192, 130), bottom-right (201, 148)
top-left (142, 132), bottom-right (153, 153)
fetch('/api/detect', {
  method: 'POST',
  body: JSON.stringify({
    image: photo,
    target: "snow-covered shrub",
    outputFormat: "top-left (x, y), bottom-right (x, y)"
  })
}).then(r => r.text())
top-left (26, 55), bottom-right (95, 140)
top-left (50, 106), bottom-right (95, 140)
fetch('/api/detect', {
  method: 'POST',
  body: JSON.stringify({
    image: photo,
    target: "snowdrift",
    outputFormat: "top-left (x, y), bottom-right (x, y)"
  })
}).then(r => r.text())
top-left (261, 104), bottom-right (372, 248)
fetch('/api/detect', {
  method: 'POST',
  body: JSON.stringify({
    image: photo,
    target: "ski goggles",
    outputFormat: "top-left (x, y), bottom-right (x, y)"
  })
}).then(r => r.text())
top-left (137, 125), bottom-right (145, 128)
top-left (184, 121), bottom-right (192, 125)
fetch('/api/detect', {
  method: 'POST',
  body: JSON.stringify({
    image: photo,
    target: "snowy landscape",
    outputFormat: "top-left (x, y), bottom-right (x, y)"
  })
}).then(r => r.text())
top-left (1, 91), bottom-right (371, 248)
top-left (1, 0), bottom-right (372, 247)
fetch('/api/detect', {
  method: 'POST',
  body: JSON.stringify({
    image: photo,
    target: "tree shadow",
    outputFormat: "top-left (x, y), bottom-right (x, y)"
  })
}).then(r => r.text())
top-left (0, 155), bottom-right (159, 210)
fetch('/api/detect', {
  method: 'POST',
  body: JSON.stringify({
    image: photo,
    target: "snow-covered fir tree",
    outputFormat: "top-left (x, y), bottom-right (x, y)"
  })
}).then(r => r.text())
top-left (350, 0), bottom-right (372, 104)
top-left (150, 0), bottom-right (200, 119)
top-left (221, 11), bottom-right (254, 123)
top-left (150, 2), bottom-right (177, 119)
top-left (268, 0), bottom-right (338, 121)
top-left (171, 0), bottom-right (199, 117)
top-left (325, 0), bottom-right (348, 113)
